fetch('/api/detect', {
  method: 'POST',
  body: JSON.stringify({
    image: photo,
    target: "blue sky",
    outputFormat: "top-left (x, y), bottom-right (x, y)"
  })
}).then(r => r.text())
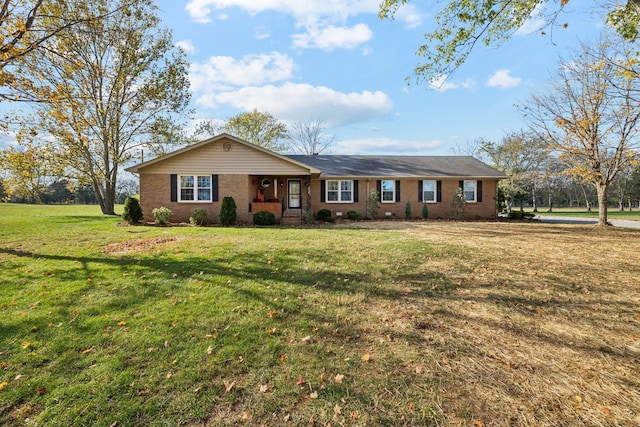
top-left (1, 1), bottom-right (607, 155)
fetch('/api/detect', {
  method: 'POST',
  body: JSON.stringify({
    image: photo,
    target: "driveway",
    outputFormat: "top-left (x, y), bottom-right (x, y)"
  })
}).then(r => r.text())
top-left (536, 215), bottom-right (640, 229)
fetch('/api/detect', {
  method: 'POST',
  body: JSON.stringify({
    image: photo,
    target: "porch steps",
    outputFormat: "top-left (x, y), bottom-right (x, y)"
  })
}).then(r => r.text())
top-left (282, 209), bottom-right (302, 226)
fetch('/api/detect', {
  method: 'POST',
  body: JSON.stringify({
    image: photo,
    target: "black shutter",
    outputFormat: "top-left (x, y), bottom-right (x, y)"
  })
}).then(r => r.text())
top-left (395, 180), bottom-right (401, 202)
top-left (459, 180), bottom-right (464, 189)
top-left (212, 174), bottom-right (219, 202)
top-left (170, 174), bottom-right (177, 202)
top-left (320, 180), bottom-right (326, 202)
top-left (477, 180), bottom-right (483, 202)
top-left (418, 180), bottom-right (423, 202)
top-left (436, 180), bottom-right (442, 202)
top-left (353, 180), bottom-right (359, 202)
top-left (376, 180), bottom-right (381, 201)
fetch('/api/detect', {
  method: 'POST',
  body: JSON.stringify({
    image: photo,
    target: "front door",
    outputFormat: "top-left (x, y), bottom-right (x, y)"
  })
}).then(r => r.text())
top-left (288, 180), bottom-right (301, 209)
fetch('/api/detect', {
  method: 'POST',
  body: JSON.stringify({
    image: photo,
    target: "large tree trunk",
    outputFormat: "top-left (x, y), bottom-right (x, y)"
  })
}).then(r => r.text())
top-left (596, 184), bottom-right (609, 226)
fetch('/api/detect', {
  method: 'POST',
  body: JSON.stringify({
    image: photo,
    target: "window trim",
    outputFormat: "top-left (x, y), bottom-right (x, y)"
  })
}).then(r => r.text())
top-left (463, 180), bottom-right (477, 203)
top-left (422, 180), bottom-right (437, 203)
top-left (325, 179), bottom-right (354, 203)
top-left (178, 174), bottom-right (212, 203)
top-left (381, 180), bottom-right (395, 203)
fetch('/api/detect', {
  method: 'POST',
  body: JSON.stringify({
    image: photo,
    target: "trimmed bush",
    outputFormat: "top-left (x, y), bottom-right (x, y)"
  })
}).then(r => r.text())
top-left (347, 210), bottom-right (361, 220)
top-left (189, 208), bottom-right (208, 226)
top-left (253, 210), bottom-right (276, 226)
top-left (220, 196), bottom-right (237, 226)
top-left (405, 200), bottom-right (412, 220)
top-left (366, 190), bottom-right (380, 219)
top-left (508, 211), bottom-right (535, 220)
top-left (152, 207), bottom-right (173, 226)
top-left (421, 202), bottom-right (429, 219)
top-left (122, 196), bottom-right (143, 224)
top-left (317, 208), bottom-right (332, 222)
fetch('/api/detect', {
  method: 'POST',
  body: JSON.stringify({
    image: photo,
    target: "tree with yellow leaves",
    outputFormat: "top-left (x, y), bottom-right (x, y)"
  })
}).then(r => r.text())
top-left (12, 0), bottom-right (191, 215)
top-left (523, 35), bottom-right (640, 226)
top-left (379, 0), bottom-right (640, 84)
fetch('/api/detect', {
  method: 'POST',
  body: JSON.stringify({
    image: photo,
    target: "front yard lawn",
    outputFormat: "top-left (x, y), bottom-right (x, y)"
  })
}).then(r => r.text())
top-left (1, 204), bottom-right (639, 426)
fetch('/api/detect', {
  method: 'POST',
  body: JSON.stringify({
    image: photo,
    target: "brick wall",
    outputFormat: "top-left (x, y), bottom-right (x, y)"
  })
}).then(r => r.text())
top-left (139, 174), bottom-right (253, 224)
top-left (309, 178), bottom-right (498, 220)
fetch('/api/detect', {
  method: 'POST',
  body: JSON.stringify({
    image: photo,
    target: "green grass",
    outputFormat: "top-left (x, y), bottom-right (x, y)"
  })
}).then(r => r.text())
top-left (525, 206), bottom-right (640, 220)
top-left (3, 204), bottom-right (639, 426)
top-left (0, 204), bottom-right (450, 426)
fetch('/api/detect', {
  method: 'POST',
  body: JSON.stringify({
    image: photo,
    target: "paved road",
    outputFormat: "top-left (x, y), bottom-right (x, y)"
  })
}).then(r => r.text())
top-left (536, 215), bottom-right (640, 229)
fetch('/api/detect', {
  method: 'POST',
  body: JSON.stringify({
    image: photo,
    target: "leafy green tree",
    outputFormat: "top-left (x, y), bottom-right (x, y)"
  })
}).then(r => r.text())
top-left (13, 0), bottom-right (191, 215)
top-left (379, 0), bottom-right (640, 84)
top-left (44, 179), bottom-right (74, 204)
top-left (479, 131), bottom-right (548, 213)
top-left (523, 36), bottom-right (640, 225)
top-left (222, 109), bottom-right (288, 152)
top-left (0, 143), bottom-right (62, 203)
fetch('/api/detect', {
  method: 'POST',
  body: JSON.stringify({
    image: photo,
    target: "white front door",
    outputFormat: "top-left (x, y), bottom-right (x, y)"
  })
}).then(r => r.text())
top-left (288, 180), bottom-right (301, 209)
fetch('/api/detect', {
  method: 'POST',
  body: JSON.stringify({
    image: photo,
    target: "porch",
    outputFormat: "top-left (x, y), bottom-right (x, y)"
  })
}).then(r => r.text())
top-left (248, 175), bottom-right (309, 225)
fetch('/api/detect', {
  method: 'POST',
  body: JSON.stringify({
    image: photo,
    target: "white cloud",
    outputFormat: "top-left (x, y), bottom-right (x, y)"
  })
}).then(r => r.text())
top-left (254, 26), bottom-right (270, 40)
top-left (392, 4), bottom-right (425, 29)
top-left (332, 137), bottom-right (443, 154)
top-left (185, 0), bottom-right (419, 49)
top-left (189, 52), bottom-right (296, 91)
top-left (186, 0), bottom-right (381, 24)
top-left (429, 74), bottom-right (475, 92)
top-left (515, 4), bottom-right (545, 36)
top-left (175, 40), bottom-right (196, 55)
top-left (486, 69), bottom-right (522, 89)
top-left (197, 82), bottom-right (393, 127)
top-left (292, 23), bottom-right (373, 50)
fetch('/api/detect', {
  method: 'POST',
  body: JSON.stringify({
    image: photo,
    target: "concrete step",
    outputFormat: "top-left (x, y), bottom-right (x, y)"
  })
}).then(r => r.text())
top-left (282, 209), bottom-right (302, 225)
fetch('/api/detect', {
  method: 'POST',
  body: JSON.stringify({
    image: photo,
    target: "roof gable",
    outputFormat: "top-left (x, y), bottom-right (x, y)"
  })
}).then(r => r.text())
top-left (126, 134), bottom-right (321, 175)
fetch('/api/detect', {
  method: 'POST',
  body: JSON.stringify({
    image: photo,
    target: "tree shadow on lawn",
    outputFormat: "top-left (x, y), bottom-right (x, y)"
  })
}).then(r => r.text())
top-left (0, 245), bottom-right (451, 424)
top-left (2, 238), bottom-right (639, 426)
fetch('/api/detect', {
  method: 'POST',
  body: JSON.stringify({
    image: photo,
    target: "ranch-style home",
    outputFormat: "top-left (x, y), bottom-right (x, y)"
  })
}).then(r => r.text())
top-left (126, 134), bottom-right (506, 225)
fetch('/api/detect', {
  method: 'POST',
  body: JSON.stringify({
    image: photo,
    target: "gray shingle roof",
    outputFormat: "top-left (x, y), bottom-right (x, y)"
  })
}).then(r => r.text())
top-left (285, 155), bottom-right (506, 179)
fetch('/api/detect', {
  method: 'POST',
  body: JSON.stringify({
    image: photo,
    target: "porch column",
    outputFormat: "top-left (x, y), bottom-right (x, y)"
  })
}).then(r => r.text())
top-left (305, 177), bottom-right (311, 213)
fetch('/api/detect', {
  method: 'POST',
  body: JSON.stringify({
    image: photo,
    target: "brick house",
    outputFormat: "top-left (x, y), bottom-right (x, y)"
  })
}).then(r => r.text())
top-left (126, 134), bottom-right (506, 224)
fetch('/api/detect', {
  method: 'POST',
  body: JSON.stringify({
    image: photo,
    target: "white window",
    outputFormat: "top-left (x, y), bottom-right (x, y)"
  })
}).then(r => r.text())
top-left (179, 175), bottom-right (211, 202)
top-left (381, 180), bottom-right (395, 203)
top-left (326, 180), bottom-right (353, 202)
top-left (422, 180), bottom-right (436, 203)
top-left (463, 180), bottom-right (476, 202)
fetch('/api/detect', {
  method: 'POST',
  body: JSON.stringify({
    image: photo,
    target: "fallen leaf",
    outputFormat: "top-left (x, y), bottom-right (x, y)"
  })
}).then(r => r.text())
top-left (21, 341), bottom-right (32, 349)
top-left (301, 335), bottom-right (311, 342)
top-left (309, 391), bottom-right (318, 399)
top-left (259, 384), bottom-right (268, 393)
top-left (81, 347), bottom-right (93, 354)
top-left (602, 407), bottom-right (612, 415)
top-left (117, 321), bottom-right (127, 326)
top-left (166, 372), bottom-right (172, 379)
top-left (224, 380), bottom-right (236, 392)
top-left (241, 411), bottom-right (251, 421)
top-left (279, 354), bottom-right (288, 363)
top-left (334, 374), bottom-right (344, 384)
top-left (0, 381), bottom-right (8, 390)
top-left (334, 404), bottom-right (342, 415)
top-left (206, 346), bottom-right (213, 355)
top-left (361, 353), bottom-right (371, 362)
top-left (297, 376), bottom-right (306, 386)
top-left (473, 420), bottom-right (484, 427)
top-left (574, 395), bottom-right (583, 403)
top-left (37, 387), bottom-right (47, 395)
